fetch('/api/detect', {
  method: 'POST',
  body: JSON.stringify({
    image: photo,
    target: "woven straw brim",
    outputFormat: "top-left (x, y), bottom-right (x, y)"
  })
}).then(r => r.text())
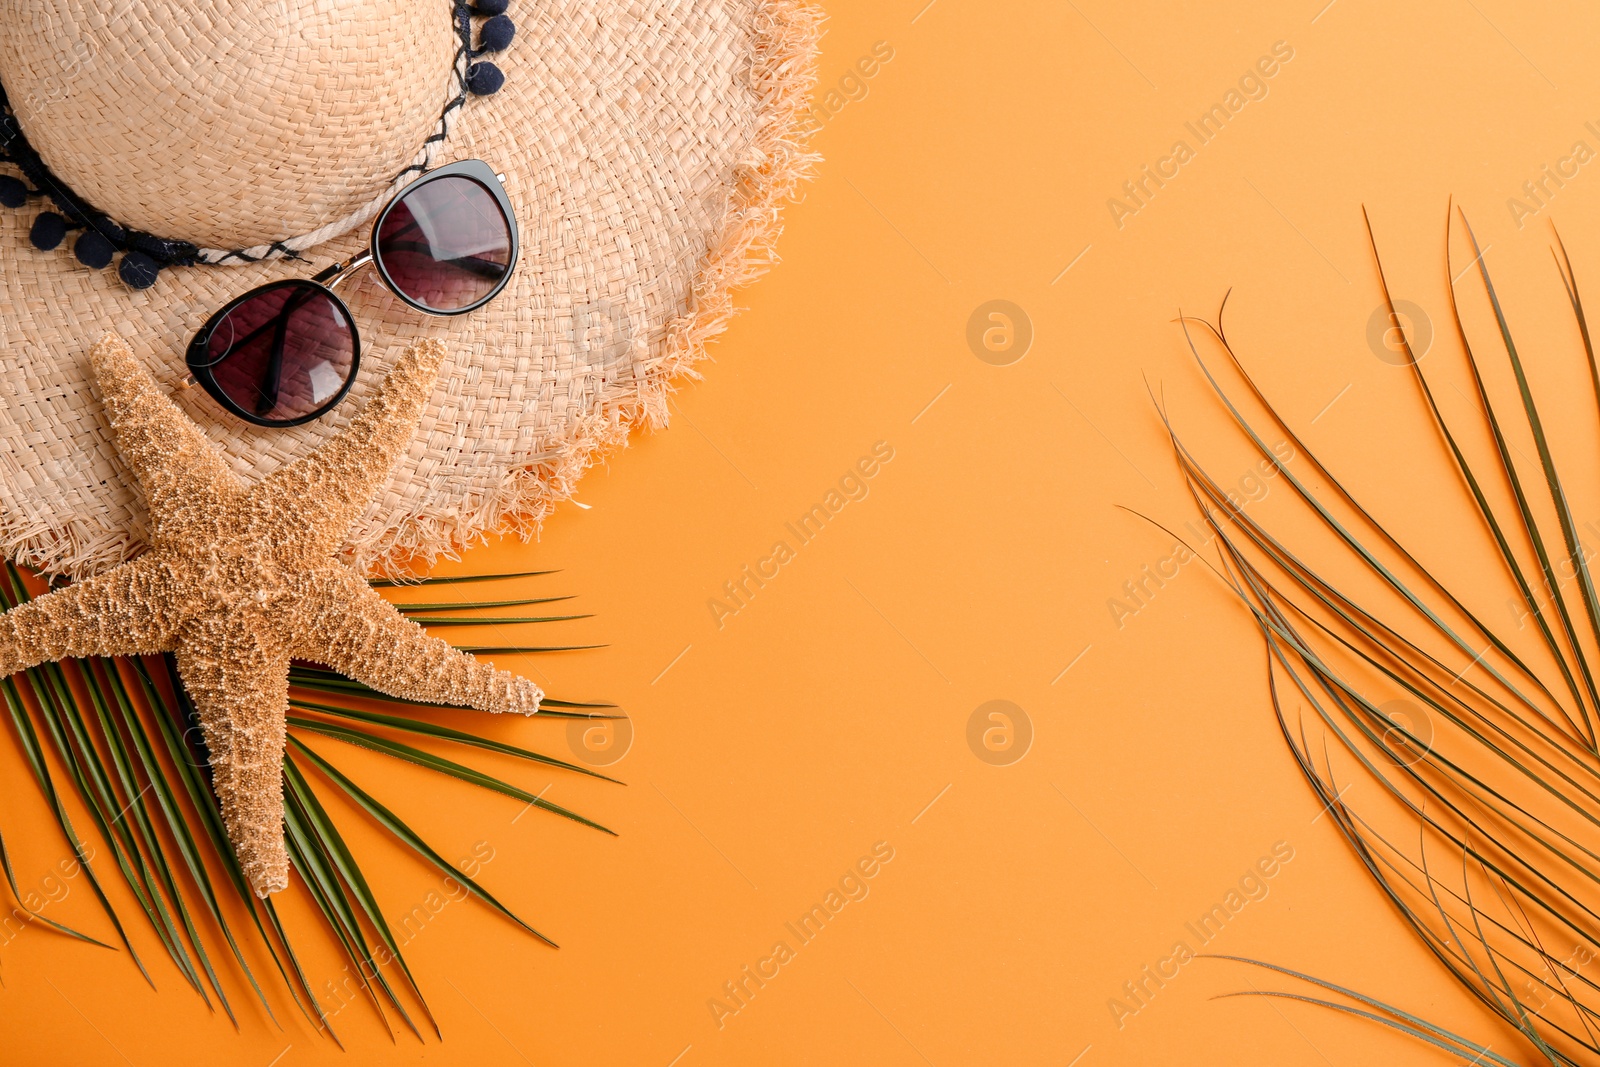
top-left (0, 0), bottom-right (822, 580)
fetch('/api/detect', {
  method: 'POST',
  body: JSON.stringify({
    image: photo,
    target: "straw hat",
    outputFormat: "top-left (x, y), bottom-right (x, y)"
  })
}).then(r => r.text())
top-left (0, 0), bottom-right (820, 579)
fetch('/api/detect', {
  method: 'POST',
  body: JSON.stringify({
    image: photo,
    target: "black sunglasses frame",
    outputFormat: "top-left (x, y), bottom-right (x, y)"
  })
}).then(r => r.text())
top-left (186, 158), bottom-right (519, 427)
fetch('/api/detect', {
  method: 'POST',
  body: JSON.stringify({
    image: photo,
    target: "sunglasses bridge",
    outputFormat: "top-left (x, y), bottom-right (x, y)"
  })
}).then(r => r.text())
top-left (313, 250), bottom-right (375, 290)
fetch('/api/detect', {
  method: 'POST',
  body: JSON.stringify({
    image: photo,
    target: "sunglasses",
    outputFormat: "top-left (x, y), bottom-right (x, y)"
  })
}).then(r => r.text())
top-left (185, 158), bottom-right (518, 427)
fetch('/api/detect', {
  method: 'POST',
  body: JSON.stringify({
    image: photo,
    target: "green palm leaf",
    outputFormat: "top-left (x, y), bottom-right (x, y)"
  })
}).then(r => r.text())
top-left (0, 566), bottom-right (614, 1036)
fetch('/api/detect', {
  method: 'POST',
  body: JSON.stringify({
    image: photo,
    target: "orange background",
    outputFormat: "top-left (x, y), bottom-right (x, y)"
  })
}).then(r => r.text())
top-left (7, 0), bottom-right (1600, 1063)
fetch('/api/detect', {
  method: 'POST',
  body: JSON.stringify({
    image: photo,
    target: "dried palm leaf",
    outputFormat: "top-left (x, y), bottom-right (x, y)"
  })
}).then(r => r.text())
top-left (1166, 206), bottom-right (1600, 1065)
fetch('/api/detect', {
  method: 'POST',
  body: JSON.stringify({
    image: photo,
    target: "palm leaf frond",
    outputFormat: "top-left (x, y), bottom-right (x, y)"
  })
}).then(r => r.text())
top-left (0, 565), bottom-right (614, 1036)
top-left (1172, 208), bottom-right (1600, 1065)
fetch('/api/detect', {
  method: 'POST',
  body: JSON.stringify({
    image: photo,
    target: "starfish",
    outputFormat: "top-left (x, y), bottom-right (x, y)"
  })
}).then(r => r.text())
top-left (0, 333), bottom-right (543, 897)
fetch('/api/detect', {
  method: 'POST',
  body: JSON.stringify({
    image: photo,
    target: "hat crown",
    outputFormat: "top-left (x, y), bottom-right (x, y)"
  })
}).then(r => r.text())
top-left (0, 0), bottom-right (455, 250)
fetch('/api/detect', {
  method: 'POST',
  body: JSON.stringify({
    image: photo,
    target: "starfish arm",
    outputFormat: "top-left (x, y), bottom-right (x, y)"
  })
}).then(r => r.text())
top-left (0, 554), bottom-right (179, 676)
top-left (292, 566), bottom-right (543, 715)
top-left (174, 619), bottom-right (291, 897)
top-left (88, 333), bottom-right (242, 545)
top-left (253, 338), bottom-right (448, 556)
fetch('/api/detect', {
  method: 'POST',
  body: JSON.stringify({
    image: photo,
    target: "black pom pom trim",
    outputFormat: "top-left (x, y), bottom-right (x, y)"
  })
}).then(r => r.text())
top-left (479, 14), bottom-right (515, 52)
top-left (74, 229), bottom-right (115, 269)
top-left (466, 61), bottom-right (505, 96)
top-left (0, 0), bottom-right (516, 287)
top-left (1, 82), bottom-right (201, 280)
top-left (30, 211), bottom-right (67, 250)
top-left (0, 175), bottom-right (26, 209)
top-left (118, 251), bottom-right (161, 290)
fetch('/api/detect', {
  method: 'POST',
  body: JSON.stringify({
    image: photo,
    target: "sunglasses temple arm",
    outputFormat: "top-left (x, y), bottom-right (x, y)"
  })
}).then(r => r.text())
top-left (315, 250), bottom-right (375, 291)
top-left (259, 303), bottom-right (290, 416)
top-left (241, 258), bottom-right (365, 415)
top-left (256, 284), bottom-right (325, 416)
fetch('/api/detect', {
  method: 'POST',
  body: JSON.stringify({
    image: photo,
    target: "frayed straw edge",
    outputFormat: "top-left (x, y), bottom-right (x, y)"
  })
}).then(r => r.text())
top-left (342, 0), bottom-right (827, 580)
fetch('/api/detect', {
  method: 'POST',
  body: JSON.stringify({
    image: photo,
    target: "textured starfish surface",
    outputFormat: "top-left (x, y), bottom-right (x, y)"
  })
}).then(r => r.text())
top-left (0, 333), bottom-right (543, 896)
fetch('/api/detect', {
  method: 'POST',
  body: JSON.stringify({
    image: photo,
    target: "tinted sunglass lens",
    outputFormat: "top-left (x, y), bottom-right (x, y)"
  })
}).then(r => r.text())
top-left (375, 174), bottom-right (513, 311)
top-left (198, 282), bottom-right (355, 423)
